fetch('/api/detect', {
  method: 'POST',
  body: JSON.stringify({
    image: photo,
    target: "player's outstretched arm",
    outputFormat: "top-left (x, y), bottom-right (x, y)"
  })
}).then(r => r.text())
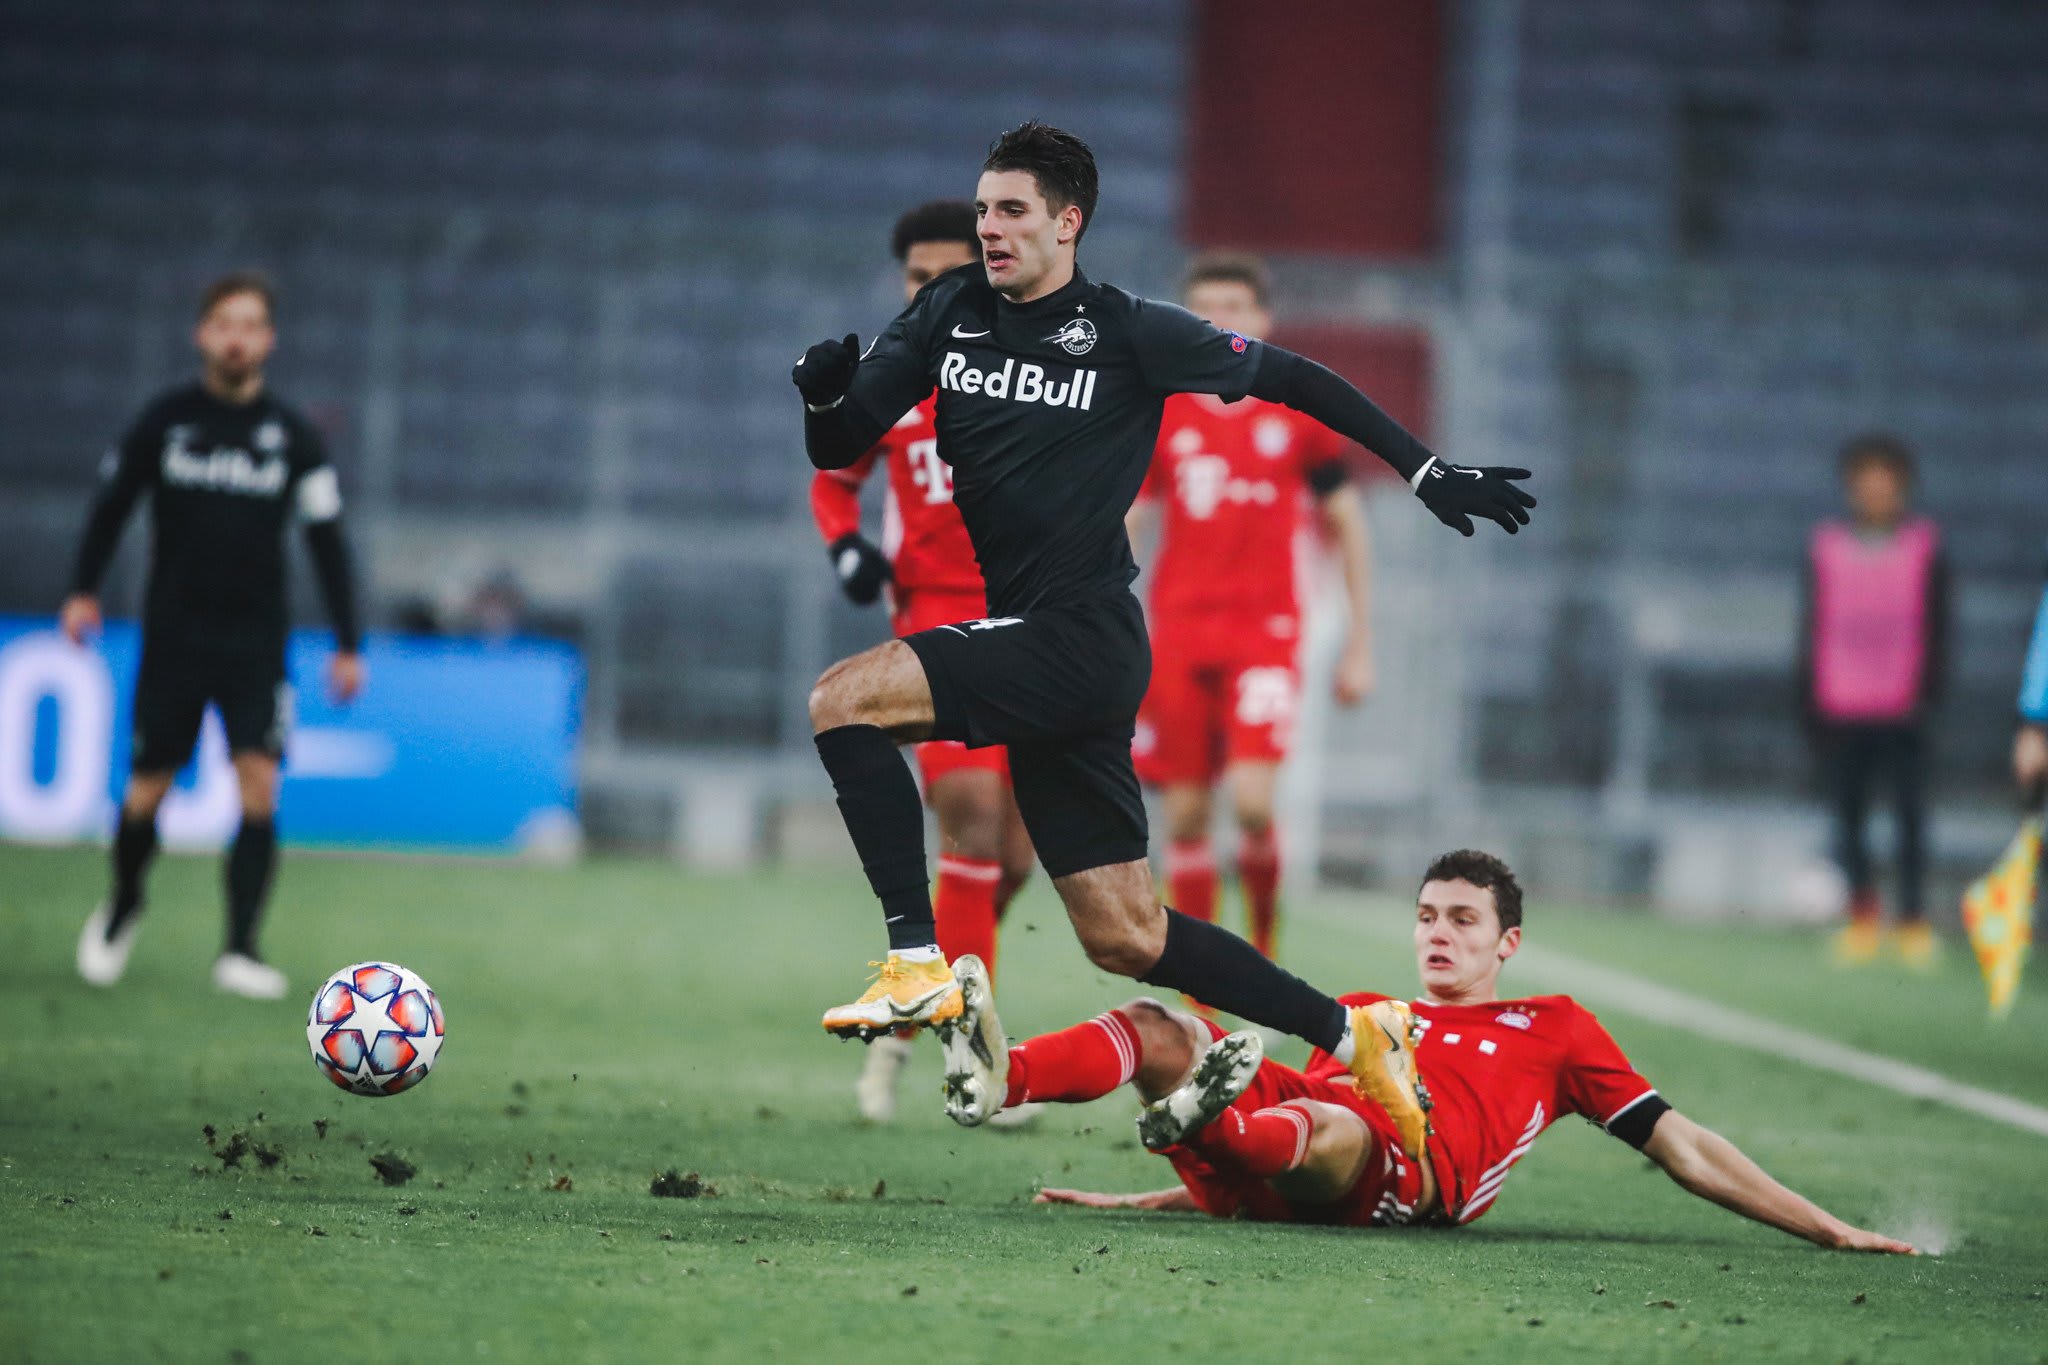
top-left (1642, 1111), bottom-right (1916, 1254)
top-left (1034, 1185), bottom-right (1200, 1213)
top-left (1248, 348), bottom-right (1535, 536)
top-left (809, 461), bottom-right (891, 606)
top-left (794, 335), bottom-right (891, 470)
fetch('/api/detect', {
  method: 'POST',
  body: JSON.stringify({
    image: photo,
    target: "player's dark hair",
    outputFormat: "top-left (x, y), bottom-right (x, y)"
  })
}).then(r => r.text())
top-left (1837, 431), bottom-right (1915, 488)
top-left (1420, 849), bottom-right (1524, 934)
top-left (890, 200), bottom-right (979, 262)
top-left (1183, 252), bottom-right (1271, 307)
top-left (982, 121), bottom-right (1099, 245)
top-left (199, 270), bottom-right (276, 322)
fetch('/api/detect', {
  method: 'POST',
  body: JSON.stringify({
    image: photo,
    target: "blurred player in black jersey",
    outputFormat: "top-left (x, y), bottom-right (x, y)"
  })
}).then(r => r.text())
top-left (63, 271), bottom-right (363, 999)
top-left (793, 123), bottom-right (1536, 1149)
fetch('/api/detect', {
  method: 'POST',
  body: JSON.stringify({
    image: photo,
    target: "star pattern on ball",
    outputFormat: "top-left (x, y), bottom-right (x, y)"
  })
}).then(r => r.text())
top-left (309, 962), bottom-right (444, 1096)
top-left (325, 982), bottom-right (406, 1080)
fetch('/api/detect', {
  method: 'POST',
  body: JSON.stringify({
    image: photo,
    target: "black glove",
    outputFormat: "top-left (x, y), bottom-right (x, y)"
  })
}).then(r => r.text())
top-left (793, 334), bottom-right (861, 410)
top-left (1413, 458), bottom-right (1537, 536)
top-left (828, 533), bottom-right (891, 606)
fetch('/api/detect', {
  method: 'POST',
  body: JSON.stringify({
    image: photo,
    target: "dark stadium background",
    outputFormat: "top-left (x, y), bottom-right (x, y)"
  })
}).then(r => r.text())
top-left (3, 0), bottom-right (2044, 919)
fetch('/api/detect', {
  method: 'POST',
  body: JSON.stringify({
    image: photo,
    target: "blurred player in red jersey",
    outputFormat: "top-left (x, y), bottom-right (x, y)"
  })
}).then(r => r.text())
top-left (943, 849), bottom-right (1912, 1252)
top-left (810, 200), bottom-right (1035, 1122)
top-left (1125, 253), bottom-right (1374, 960)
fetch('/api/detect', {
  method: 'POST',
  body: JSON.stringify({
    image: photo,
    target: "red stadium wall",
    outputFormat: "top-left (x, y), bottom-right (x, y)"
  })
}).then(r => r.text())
top-left (1186, 0), bottom-right (1443, 257)
top-left (1268, 323), bottom-right (1433, 478)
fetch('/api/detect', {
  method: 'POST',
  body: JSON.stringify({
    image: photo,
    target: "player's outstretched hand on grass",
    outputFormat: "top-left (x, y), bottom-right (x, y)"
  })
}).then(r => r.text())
top-left (1035, 1186), bottom-right (1196, 1212)
top-left (1413, 457), bottom-right (1537, 537)
top-left (793, 334), bottom-right (861, 411)
top-left (1036, 1187), bottom-right (1128, 1209)
top-left (60, 593), bottom-right (101, 645)
top-left (1833, 1225), bottom-right (1920, 1256)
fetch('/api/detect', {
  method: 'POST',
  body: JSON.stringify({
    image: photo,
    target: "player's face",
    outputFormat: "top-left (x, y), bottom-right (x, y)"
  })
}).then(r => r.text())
top-left (1414, 879), bottom-right (1520, 1001)
top-left (194, 292), bottom-right (275, 387)
top-left (901, 240), bottom-right (980, 305)
top-left (1845, 462), bottom-right (1908, 528)
top-left (975, 169), bottom-right (1080, 302)
top-left (1184, 280), bottom-right (1271, 342)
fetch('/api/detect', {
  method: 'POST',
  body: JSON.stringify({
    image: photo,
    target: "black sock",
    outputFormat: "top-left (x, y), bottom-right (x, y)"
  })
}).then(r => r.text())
top-left (1140, 908), bottom-right (1349, 1053)
top-left (107, 811), bottom-right (159, 936)
top-left (225, 816), bottom-right (278, 958)
top-left (813, 725), bottom-right (934, 950)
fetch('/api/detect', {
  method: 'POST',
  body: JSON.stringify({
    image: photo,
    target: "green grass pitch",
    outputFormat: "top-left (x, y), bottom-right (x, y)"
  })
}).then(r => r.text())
top-left (3, 842), bottom-right (2045, 1362)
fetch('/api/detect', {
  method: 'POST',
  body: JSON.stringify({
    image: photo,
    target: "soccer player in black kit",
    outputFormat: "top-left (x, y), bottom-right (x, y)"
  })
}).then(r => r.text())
top-left (793, 124), bottom-right (1534, 1152)
top-left (64, 272), bottom-right (363, 1000)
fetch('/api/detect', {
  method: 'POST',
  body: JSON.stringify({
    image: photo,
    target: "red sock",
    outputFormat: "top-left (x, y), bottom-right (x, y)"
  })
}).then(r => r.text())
top-left (1003, 1010), bottom-right (1141, 1109)
top-left (934, 855), bottom-right (1001, 980)
top-left (1168, 838), bottom-right (1217, 924)
top-left (1187, 1105), bottom-right (1313, 1178)
top-left (1238, 828), bottom-right (1281, 958)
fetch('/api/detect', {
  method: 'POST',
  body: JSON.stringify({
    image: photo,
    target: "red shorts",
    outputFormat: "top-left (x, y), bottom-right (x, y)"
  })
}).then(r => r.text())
top-left (1162, 1023), bottom-right (1429, 1227)
top-left (1134, 613), bottom-right (1301, 787)
top-left (893, 588), bottom-right (1010, 791)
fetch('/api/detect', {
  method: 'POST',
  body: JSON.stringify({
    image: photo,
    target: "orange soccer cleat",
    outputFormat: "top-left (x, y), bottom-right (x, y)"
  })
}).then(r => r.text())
top-left (1890, 920), bottom-right (1941, 971)
top-left (822, 953), bottom-right (962, 1041)
top-left (1347, 999), bottom-right (1433, 1161)
top-left (1831, 891), bottom-right (1885, 967)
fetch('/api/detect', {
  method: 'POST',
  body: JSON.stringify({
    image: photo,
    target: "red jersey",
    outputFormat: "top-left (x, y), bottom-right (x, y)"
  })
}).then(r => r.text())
top-left (809, 397), bottom-right (983, 597)
top-left (1304, 992), bottom-right (1659, 1226)
top-left (1139, 394), bottom-right (1347, 626)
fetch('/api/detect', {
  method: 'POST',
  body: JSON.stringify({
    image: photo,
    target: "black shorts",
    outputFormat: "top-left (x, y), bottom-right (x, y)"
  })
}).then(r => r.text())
top-left (904, 592), bottom-right (1151, 879)
top-left (131, 646), bottom-right (292, 773)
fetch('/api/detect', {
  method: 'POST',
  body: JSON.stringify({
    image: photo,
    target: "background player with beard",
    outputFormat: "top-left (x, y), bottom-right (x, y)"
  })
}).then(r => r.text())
top-left (1127, 252), bottom-right (1375, 961)
top-left (809, 200), bottom-right (1038, 1123)
top-left (64, 271), bottom-right (363, 1000)
top-left (792, 122), bottom-right (1535, 1122)
top-left (1012, 850), bottom-right (1916, 1255)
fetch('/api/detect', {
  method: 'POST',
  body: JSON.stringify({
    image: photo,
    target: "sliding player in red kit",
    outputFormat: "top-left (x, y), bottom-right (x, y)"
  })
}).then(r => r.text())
top-left (941, 849), bottom-right (1913, 1253)
top-left (810, 200), bottom-right (1035, 1122)
top-left (1127, 254), bottom-right (1374, 958)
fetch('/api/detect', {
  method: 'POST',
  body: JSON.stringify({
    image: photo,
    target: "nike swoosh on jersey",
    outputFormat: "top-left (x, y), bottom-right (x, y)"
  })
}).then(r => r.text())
top-left (951, 325), bottom-right (991, 338)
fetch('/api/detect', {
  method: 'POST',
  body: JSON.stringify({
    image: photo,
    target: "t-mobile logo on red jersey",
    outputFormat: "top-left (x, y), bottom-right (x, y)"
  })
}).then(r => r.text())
top-left (906, 438), bottom-right (952, 505)
top-left (1175, 454), bottom-right (1278, 520)
top-left (938, 352), bottom-right (1098, 410)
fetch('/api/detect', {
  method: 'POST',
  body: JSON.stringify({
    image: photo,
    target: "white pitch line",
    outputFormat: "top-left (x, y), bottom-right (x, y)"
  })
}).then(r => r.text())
top-left (1512, 943), bottom-right (2048, 1140)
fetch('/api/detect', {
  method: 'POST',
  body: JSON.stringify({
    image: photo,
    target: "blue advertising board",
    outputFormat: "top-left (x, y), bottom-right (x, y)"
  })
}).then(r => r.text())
top-left (0, 616), bottom-right (581, 853)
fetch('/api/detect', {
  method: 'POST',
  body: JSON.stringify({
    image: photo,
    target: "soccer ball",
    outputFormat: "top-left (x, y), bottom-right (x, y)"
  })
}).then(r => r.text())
top-left (306, 961), bottom-right (446, 1097)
